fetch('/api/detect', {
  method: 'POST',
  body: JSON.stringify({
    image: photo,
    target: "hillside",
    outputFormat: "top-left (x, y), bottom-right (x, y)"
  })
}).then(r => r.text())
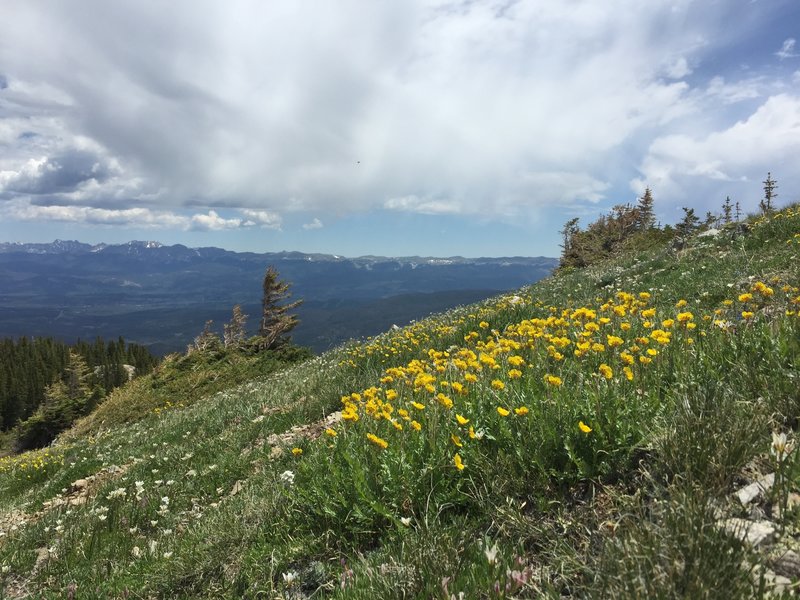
top-left (0, 206), bottom-right (798, 598)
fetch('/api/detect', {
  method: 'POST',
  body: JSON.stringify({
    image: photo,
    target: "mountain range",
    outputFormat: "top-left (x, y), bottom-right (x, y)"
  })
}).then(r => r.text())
top-left (0, 240), bottom-right (557, 353)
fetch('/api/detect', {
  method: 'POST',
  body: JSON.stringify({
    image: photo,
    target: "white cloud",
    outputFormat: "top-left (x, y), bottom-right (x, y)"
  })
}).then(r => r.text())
top-left (776, 38), bottom-right (797, 60)
top-left (384, 196), bottom-right (462, 215)
top-left (704, 76), bottom-right (763, 104)
top-left (189, 210), bottom-right (249, 231)
top-left (302, 218), bottom-right (323, 230)
top-left (665, 56), bottom-right (692, 79)
top-left (2, 202), bottom-right (186, 227)
top-left (240, 209), bottom-right (282, 230)
top-left (633, 94), bottom-right (800, 213)
top-left (0, 201), bottom-right (265, 231)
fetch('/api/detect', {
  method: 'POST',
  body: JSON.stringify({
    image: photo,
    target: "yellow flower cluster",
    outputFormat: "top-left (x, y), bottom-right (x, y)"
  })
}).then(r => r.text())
top-left (0, 448), bottom-right (65, 477)
top-left (326, 272), bottom-right (796, 473)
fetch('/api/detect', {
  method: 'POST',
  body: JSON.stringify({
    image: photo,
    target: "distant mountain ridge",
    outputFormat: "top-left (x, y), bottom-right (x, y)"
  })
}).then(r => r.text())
top-left (0, 239), bottom-right (551, 266)
top-left (0, 240), bottom-right (557, 353)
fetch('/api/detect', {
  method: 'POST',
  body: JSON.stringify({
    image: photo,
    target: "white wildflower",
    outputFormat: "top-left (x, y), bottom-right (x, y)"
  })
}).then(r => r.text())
top-left (279, 470), bottom-right (295, 485)
top-left (400, 517), bottom-right (412, 527)
top-left (131, 546), bottom-right (141, 558)
top-left (484, 542), bottom-right (499, 565)
top-left (282, 571), bottom-right (298, 586)
top-left (771, 431), bottom-right (794, 462)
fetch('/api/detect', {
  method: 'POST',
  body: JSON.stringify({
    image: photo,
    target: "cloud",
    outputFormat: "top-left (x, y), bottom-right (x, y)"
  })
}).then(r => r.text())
top-left (384, 196), bottom-right (462, 215)
top-left (633, 94), bottom-right (800, 214)
top-left (0, 200), bottom-right (265, 231)
top-left (2, 202), bottom-right (186, 227)
top-left (0, 150), bottom-right (115, 196)
top-left (240, 209), bottom-right (283, 230)
top-left (189, 210), bottom-right (250, 231)
top-left (302, 218), bottom-right (323, 230)
top-left (776, 38), bottom-right (797, 60)
top-left (0, 0), bottom-right (796, 225)
top-left (665, 57), bottom-right (692, 79)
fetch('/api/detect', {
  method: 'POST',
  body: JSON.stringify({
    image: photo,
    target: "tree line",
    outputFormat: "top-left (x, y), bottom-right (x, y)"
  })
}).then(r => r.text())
top-left (558, 173), bottom-right (779, 270)
top-left (0, 336), bottom-right (158, 446)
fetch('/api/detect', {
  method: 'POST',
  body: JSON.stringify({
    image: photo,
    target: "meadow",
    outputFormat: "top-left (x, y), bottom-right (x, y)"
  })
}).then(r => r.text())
top-left (0, 205), bottom-right (798, 598)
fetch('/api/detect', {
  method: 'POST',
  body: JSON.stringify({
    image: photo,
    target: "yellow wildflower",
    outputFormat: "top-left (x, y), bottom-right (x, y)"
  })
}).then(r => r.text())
top-left (292, 447), bottom-right (303, 456)
top-left (497, 406), bottom-right (510, 417)
top-left (454, 453), bottom-right (465, 470)
top-left (456, 414), bottom-right (470, 426)
top-left (366, 433), bottom-right (389, 449)
top-left (579, 421), bottom-right (592, 433)
top-left (598, 364), bottom-right (613, 380)
top-left (544, 374), bottom-right (563, 387)
top-left (514, 406), bottom-right (529, 416)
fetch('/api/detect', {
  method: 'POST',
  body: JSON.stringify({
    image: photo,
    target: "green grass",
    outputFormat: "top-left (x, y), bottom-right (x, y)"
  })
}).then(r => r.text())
top-left (1, 205), bottom-right (799, 598)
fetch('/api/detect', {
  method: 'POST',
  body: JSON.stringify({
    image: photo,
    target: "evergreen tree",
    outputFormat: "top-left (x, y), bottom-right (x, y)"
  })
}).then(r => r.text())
top-left (760, 172), bottom-right (777, 214)
top-left (722, 196), bottom-right (733, 224)
top-left (636, 187), bottom-right (656, 230)
top-left (676, 207), bottom-right (700, 238)
top-left (558, 218), bottom-right (581, 268)
top-left (258, 266), bottom-right (303, 351)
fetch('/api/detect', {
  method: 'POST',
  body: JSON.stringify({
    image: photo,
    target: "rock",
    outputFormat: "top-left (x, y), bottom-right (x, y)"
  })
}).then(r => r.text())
top-left (719, 518), bottom-right (776, 548)
top-left (762, 569), bottom-right (792, 596)
top-left (771, 550), bottom-right (800, 579)
top-left (736, 473), bottom-right (775, 506)
top-left (699, 228), bottom-right (721, 237)
top-left (70, 479), bottom-right (88, 492)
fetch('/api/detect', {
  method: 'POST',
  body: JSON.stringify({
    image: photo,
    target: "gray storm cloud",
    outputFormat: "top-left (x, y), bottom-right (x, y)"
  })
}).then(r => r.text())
top-left (1, 0), bottom-right (799, 227)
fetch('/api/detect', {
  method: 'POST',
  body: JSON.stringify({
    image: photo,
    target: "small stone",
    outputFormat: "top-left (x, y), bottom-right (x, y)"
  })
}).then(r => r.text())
top-left (719, 518), bottom-right (776, 548)
top-left (736, 473), bottom-right (775, 506)
top-left (70, 479), bottom-right (88, 491)
top-left (771, 550), bottom-right (800, 579)
top-left (762, 569), bottom-right (792, 596)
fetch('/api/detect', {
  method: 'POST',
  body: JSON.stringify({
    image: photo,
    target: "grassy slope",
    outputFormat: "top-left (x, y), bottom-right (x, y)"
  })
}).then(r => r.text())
top-left (0, 206), bottom-right (798, 599)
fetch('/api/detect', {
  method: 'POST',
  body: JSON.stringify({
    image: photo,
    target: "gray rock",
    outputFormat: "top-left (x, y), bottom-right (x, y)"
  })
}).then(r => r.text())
top-left (719, 518), bottom-right (776, 548)
top-left (736, 473), bottom-right (775, 506)
top-left (771, 549), bottom-right (800, 579)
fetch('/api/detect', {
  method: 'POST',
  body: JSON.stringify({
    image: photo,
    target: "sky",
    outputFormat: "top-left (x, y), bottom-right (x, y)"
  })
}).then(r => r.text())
top-left (1, 1), bottom-right (799, 258)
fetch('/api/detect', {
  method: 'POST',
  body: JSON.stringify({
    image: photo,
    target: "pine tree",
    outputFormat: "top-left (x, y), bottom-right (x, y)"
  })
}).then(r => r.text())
top-left (722, 196), bottom-right (733, 224)
top-left (636, 187), bottom-right (656, 230)
top-left (735, 201), bottom-right (742, 222)
top-left (258, 266), bottom-right (303, 351)
top-left (558, 218), bottom-right (581, 268)
top-left (760, 172), bottom-right (778, 214)
top-left (676, 207), bottom-right (700, 238)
